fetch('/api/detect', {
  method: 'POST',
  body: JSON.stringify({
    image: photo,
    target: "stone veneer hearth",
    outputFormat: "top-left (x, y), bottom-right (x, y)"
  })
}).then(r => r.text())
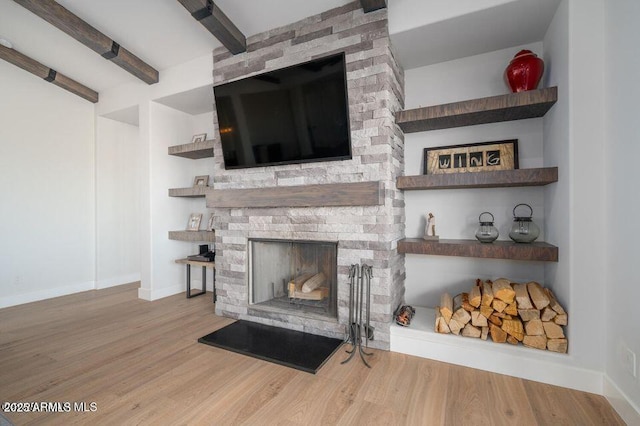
top-left (209, 1), bottom-right (405, 349)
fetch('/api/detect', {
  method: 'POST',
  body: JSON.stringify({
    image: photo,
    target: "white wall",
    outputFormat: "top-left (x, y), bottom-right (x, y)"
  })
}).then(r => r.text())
top-left (403, 42), bottom-right (547, 306)
top-left (139, 103), bottom-right (214, 300)
top-left (560, 0), bottom-right (607, 375)
top-left (541, 0), bottom-right (569, 319)
top-left (389, 0), bottom-right (516, 33)
top-left (400, 0), bottom-right (623, 395)
top-left (95, 52), bottom-right (216, 301)
top-left (96, 53), bottom-right (214, 117)
top-left (0, 60), bottom-right (95, 307)
top-left (604, 0), bottom-right (640, 419)
top-left (540, 0), bottom-right (608, 382)
top-left (96, 117), bottom-right (141, 289)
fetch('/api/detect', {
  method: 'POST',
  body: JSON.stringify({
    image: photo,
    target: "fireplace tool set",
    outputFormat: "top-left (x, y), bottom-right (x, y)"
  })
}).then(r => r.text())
top-left (342, 263), bottom-right (374, 367)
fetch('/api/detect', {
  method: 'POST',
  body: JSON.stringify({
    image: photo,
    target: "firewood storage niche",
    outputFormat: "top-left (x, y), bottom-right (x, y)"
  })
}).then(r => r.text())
top-left (249, 239), bottom-right (338, 320)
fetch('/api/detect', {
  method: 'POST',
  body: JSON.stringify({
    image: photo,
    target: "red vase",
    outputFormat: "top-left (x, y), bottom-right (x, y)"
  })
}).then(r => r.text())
top-left (504, 50), bottom-right (544, 92)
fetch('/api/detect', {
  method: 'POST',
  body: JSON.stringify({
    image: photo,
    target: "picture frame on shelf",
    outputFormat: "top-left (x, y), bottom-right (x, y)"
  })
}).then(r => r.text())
top-left (423, 139), bottom-right (518, 175)
top-left (187, 213), bottom-right (202, 231)
top-left (207, 213), bottom-right (215, 231)
top-left (193, 175), bottom-right (209, 187)
top-left (191, 133), bottom-right (207, 143)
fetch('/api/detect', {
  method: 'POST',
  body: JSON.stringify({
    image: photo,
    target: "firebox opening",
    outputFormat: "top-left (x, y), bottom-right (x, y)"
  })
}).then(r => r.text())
top-left (249, 239), bottom-right (338, 320)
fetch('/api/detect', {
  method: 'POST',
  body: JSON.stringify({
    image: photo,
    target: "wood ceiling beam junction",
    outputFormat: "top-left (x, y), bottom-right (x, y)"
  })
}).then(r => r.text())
top-left (177, 0), bottom-right (246, 54)
top-left (12, 0), bottom-right (159, 84)
top-left (0, 44), bottom-right (99, 103)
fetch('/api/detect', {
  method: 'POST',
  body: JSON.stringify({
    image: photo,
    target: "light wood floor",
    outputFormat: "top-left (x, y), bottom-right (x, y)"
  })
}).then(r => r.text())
top-left (0, 283), bottom-right (624, 426)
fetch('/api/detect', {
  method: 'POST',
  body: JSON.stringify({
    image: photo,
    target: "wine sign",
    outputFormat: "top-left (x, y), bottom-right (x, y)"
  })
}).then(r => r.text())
top-left (423, 139), bottom-right (518, 175)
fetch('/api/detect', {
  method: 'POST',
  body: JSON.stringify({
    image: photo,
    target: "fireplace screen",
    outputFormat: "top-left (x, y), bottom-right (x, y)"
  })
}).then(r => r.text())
top-left (249, 239), bottom-right (337, 319)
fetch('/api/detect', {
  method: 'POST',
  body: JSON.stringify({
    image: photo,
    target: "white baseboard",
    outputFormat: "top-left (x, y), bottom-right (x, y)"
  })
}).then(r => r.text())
top-left (604, 375), bottom-right (640, 425)
top-left (137, 284), bottom-right (184, 301)
top-left (150, 284), bottom-right (184, 300)
top-left (390, 306), bottom-right (603, 394)
top-left (96, 273), bottom-right (141, 289)
top-left (138, 287), bottom-right (152, 301)
top-left (0, 281), bottom-right (96, 309)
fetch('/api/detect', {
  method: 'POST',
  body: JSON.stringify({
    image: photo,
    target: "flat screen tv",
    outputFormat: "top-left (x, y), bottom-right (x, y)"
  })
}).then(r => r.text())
top-left (214, 53), bottom-right (351, 169)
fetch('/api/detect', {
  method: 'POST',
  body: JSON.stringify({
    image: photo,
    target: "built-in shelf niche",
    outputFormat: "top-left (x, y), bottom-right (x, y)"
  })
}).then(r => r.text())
top-left (396, 88), bottom-right (559, 263)
top-left (168, 137), bottom-right (214, 245)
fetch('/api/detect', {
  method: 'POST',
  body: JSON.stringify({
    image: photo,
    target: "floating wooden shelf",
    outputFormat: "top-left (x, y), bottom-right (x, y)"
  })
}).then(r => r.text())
top-left (396, 87), bottom-right (557, 133)
top-left (168, 230), bottom-right (216, 242)
top-left (168, 187), bottom-right (212, 197)
top-left (206, 181), bottom-right (384, 208)
top-left (397, 167), bottom-right (558, 190)
top-left (168, 140), bottom-right (215, 159)
top-left (397, 238), bottom-right (558, 262)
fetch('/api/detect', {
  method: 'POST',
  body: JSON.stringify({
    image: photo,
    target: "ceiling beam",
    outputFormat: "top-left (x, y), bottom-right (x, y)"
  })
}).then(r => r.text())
top-left (0, 44), bottom-right (98, 103)
top-left (360, 0), bottom-right (387, 13)
top-left (177, 0), bottom-right (246, 54)
top-left (12, 0), bottom-right (159, 84)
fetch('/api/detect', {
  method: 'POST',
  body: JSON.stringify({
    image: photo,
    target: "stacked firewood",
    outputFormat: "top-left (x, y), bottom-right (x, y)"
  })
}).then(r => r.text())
top-left (434, 278), bottom-right (568, 353)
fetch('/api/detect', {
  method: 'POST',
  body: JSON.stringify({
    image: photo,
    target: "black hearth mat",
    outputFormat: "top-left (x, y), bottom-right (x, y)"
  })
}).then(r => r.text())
top-left (198, 320), bottom-right (343, 374)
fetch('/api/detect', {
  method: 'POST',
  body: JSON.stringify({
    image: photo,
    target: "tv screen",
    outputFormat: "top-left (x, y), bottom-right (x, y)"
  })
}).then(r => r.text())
top-left (214, 53), bottom-right (352, 169)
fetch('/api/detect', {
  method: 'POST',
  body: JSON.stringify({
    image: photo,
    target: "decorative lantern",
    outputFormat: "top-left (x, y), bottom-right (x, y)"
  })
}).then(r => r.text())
top-left (475, 212), bottom-right (499, 243)
top-left (508, 203), bottom-right (540, 243)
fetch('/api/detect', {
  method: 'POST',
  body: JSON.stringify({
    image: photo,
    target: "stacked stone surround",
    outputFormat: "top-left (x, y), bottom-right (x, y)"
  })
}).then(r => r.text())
top-left (210, 1), bottom-right (405, 349)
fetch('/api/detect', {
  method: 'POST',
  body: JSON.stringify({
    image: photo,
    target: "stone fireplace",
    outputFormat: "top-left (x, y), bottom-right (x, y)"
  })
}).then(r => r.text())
top-left (208, 2), bottom-right (405, 349)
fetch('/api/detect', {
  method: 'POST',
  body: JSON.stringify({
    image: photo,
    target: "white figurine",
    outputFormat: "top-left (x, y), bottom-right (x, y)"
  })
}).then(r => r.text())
top-left (424, 212), bottom-right (439, 241)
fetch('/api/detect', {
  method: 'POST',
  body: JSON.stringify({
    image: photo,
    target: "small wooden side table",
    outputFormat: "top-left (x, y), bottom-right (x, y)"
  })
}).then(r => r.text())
top-left (175, 258), bottom-right (216, 301)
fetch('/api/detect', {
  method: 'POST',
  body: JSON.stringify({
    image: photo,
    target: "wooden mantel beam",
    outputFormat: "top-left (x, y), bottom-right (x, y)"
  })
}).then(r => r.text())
top-left (0, 44), bottom-right (98, 103)
top-left (177, 0), bottom-right (246, 54)
top-left (360, 0), bottom-right (387, 13)
top-left (12, 0), bottom-right (159, 84)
